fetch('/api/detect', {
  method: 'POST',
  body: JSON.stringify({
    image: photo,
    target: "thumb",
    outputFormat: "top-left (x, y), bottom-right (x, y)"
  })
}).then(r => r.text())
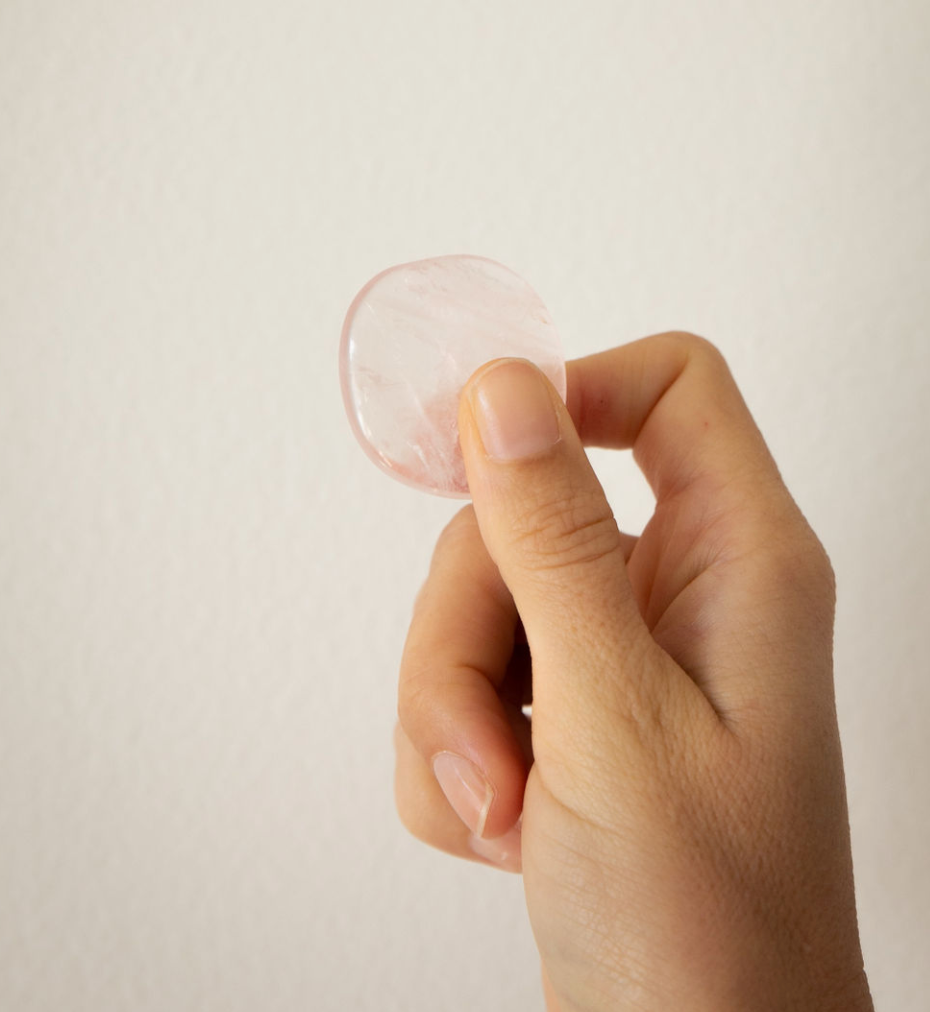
top-left (458, 358), bottom-right (657, 751)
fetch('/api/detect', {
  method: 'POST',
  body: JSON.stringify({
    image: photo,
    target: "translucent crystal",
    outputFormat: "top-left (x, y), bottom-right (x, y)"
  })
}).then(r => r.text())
top-left (339, 255), bottom-right (566, 497)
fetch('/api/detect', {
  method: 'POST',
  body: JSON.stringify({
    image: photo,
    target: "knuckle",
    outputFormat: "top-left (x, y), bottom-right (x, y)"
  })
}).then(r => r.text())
top-left (746, 522), bottom-right (837, 638)
top-left (425, 506), bottom-right (483, 586)
top-left (662, 330), bottom-right (725, 364)
top-left (434, 504), bottom-right (478, 552)
top-left (393, 778), bottom-right (434, 845)
top-left (509, 485), bottom-right (622, 574)
top-left (393, 785), bottom-right (428, 842)
top-left (795, 533), bottom-right (836, 598)
top-left (396, 665), bottom-right (435, 737)
top-left (657, 331), bottom-right (733, 383)
top-left (789, 532), bottom-right (837, 608)
top-left (391, 722), bottom-right (439, 845)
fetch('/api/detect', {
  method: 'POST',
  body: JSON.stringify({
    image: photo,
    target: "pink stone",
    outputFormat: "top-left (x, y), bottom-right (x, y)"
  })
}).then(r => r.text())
top-left (340, 255), bottom-right (566, 497)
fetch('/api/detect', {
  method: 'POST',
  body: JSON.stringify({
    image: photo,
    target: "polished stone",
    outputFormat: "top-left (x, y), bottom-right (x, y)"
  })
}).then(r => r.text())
top-left (340, 255), bottom-right (566, 497)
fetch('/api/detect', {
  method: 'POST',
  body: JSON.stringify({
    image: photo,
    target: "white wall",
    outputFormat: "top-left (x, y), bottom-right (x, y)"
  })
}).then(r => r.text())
top-left (1, 1), bottom-right (928, 1009)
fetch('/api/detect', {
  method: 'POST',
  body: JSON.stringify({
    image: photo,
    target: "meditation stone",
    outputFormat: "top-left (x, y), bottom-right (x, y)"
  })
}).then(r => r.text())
top-left (340, 255), bottom-right (566, 497)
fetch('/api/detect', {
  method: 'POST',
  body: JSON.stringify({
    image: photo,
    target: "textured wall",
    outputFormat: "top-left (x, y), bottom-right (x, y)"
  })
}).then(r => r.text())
top-left (1, 1), bottom-right (928, 1009)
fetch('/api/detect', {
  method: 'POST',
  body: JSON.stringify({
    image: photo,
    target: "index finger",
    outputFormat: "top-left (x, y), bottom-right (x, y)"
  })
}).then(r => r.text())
top-left (564, 332), bottom-right (832, 727)
top-left (565, 332), bottom-right (781, 504)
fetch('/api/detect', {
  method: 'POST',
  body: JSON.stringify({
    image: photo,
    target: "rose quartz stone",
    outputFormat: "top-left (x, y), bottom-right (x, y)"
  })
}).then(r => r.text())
top-left (340, 255), bottom-right (566, 497)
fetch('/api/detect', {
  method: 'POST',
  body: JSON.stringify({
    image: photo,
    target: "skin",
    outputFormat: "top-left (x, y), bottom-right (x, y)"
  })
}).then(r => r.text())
top-left (393, 333), bottom-right (873, 1011)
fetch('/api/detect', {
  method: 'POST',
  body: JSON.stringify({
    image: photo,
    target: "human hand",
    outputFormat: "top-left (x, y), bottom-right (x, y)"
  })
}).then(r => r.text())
top-left (394, 333), bottom-right (872, 1011)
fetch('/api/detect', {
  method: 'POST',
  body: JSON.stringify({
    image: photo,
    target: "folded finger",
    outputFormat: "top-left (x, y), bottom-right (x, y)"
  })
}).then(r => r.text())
top-left (397, 505), bottom-right (528, 841)
top-left (393, 722), bottom-right (522, 872)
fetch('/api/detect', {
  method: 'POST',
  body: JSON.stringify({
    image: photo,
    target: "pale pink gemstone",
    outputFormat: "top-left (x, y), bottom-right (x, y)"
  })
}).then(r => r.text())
top-left (339, 255), bottom-right (566, 497)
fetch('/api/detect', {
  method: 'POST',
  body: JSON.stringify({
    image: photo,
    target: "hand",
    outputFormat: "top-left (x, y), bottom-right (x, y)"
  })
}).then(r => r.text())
top-left (393, 333), bottom-right (872, 1011)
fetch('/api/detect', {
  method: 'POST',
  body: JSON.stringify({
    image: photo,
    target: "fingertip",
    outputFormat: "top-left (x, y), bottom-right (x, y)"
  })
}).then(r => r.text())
top-left (462, 358), bottom-right (563, 464)
top-left (468, 823), bottom-right (523, 873)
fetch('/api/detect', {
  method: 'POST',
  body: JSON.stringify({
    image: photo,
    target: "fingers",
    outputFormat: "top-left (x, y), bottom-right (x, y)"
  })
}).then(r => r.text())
top-left (564, 332), bottom-right (782, 502)
top-left (393, 722), bottom-right (523, 873)
top-left (395, 501), bottom-right (639, 867)
top-left (458, 358), bottom-right (687, 763)
top-left (397, 506), bottom-right (529, 844)
top-left (561, 332), bottom-right (832, 723)
top-left (398, 333), bottom-right (822, 867)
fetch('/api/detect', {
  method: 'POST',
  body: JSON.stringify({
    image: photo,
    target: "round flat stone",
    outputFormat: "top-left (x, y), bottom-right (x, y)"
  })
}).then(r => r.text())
top-left (339, 255), bottom-right (566, 497)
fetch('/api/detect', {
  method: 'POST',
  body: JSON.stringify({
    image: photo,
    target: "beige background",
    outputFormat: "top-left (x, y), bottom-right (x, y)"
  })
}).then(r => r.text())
top-left (1, 1), bottom-right (928, 1009)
